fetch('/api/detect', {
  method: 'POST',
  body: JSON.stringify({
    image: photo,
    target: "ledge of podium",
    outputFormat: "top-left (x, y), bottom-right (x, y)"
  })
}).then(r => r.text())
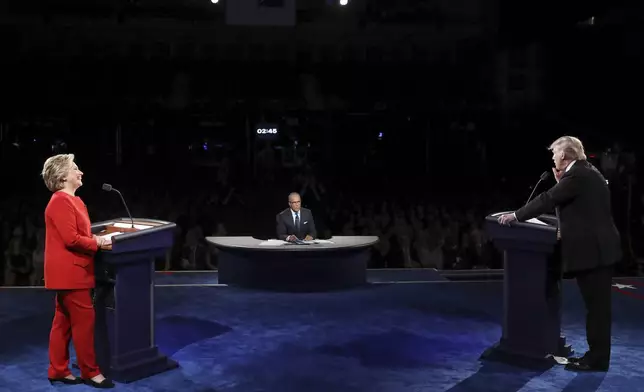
top-left (481, 212), bottom-right (573, 367)
top-left (85, 218), bottom-right (179, 383)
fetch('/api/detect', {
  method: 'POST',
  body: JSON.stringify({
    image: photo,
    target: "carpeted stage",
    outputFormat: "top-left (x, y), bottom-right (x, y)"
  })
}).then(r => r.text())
top-left (1, 270), bottom-right (643, 392)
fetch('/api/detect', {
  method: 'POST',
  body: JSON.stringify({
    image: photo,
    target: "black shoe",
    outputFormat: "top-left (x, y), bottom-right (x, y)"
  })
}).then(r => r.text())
top-left (567, 353), bottom-right (588, 363)
top-left (565, 360), bottom-right (609, 372)
top-left (82, 378), bottom-right (115, 389)
top-left (48, 376), bottom-right (83, 385)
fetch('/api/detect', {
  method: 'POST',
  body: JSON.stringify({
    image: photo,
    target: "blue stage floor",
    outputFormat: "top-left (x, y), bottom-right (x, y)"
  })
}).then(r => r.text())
top-left (1, 271), bottom-right (643, 392)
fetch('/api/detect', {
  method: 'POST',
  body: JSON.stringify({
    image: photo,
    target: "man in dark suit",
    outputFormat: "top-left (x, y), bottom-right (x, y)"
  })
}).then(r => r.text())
top-left (276, 192), bottom-right (317, 242)
top-left (498, 136), bottom-right (622, 372)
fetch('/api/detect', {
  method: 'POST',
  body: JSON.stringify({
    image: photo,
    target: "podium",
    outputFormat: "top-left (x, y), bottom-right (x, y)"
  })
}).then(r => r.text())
top-left (88, 218), bottom-right (178, 383)
top-left (481, 212), bottom-right (572, 366)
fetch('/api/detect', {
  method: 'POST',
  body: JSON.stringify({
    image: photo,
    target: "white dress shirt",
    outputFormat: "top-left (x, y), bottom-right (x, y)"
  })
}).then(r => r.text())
top-left (291, 209), bottom-right (300, 225)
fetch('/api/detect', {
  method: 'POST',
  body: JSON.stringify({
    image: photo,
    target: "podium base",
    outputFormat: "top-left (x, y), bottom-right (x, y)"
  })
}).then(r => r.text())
top-left (480, 340), bottom-right (573, 369)
top-left (74, 354), bottom-right (179, 383)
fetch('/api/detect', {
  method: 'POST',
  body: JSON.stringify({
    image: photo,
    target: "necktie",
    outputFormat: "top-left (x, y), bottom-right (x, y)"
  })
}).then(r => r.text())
top-left (295, 212), bottom-right (300, 230)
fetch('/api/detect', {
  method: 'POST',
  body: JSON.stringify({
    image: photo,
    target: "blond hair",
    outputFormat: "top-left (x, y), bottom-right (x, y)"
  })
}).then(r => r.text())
top-left (42, 154), bottom-right (75, 192)
top-left (549, 136), bottom-right (587, 161)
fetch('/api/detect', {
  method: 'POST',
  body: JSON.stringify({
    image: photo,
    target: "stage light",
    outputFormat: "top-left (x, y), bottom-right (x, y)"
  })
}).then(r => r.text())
top-left (339, 0), bottom-right (348, 5)
top-left (211, 0), bottom-right (219, 3)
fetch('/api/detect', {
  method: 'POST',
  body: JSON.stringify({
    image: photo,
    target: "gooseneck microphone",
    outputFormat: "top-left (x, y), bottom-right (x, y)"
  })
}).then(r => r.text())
top-left (102, 183), bottom-right (135, 228)
top-left (525, 171), bottom-right (551, 205)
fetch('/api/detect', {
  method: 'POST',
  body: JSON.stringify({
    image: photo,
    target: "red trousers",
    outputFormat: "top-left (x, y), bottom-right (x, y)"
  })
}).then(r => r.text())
top-left (48, 289), bottom-right (101, 379)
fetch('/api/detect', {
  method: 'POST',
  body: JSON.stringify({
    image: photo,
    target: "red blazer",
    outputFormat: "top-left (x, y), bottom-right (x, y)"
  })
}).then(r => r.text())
top-left (44, 191), bottom-right (98, 290)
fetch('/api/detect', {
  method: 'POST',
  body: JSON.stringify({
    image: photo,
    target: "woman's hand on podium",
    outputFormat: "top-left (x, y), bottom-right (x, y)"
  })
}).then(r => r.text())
top-left (94, 235), bottom-right (112, 248)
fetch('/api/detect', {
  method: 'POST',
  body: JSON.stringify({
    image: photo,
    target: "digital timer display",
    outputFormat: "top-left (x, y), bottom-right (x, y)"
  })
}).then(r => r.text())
top-left (255, 123), bottom-right (279, 140)
top-left (256, 128), bottom-right (278, 134)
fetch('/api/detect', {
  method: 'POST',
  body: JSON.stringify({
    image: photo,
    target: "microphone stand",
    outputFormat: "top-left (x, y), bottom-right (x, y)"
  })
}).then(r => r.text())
top-left (525, 179), bottom-right (544, 205)
top-left (525, 172), bottom-right (550, 205)
top-left (113, 189), bottom-right (135, 229)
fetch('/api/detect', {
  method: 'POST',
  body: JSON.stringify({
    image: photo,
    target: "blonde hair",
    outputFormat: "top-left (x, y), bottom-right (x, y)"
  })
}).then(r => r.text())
top-left (42, 154), bottom-right (75, 192)
top-left (549, 136), bottom-right (587, 161)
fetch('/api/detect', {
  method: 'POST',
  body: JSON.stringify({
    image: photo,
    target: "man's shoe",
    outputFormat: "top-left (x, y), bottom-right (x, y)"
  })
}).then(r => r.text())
top-left (565, 360), bottom-right (609, 372)
top-left (567, 353), bottom-right (588, 363)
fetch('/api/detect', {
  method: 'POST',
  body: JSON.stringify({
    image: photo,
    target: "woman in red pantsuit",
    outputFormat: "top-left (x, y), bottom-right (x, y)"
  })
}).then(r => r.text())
top-left (41, 154), bottom-right (114, 389)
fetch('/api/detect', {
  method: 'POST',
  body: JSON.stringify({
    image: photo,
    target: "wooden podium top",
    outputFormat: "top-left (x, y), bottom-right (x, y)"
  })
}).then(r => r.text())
top-left (97, 219), bottom-right (166, 250)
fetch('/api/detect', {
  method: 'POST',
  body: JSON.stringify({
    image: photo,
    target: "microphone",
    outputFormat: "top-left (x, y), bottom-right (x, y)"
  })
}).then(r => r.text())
top-left (525, 171), bottom-right (550, 205)
top-left (102, 183), bottom-right (135, 228)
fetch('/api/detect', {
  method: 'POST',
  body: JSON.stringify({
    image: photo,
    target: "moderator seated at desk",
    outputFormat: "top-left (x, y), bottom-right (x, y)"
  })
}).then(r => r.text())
top-left (276, 192), bottom-right (316, 242)
top-left (207, 236), bottom-right (378, 291)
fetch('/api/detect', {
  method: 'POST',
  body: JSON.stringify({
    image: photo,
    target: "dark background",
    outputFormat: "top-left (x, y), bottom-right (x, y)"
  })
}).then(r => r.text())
top-left (1, 0), bottom-right (642, 285)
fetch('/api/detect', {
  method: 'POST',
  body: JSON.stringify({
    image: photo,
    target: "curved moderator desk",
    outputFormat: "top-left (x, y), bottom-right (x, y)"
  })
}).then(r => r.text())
top-left (206, 236), bottom-right (379, 291)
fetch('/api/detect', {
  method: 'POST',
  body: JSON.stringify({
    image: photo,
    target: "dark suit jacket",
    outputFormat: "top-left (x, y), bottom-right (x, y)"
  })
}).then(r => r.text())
top-left (515, 160), bottom-right (622, 272)
top-left (276, 208), bottom-right (317, 240)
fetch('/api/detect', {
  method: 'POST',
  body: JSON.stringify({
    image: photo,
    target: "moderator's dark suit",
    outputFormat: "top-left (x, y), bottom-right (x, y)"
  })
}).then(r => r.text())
top-left (276, 208), bottom-right (317, 241)
top-left (515, 159), bottom-right (622, 366)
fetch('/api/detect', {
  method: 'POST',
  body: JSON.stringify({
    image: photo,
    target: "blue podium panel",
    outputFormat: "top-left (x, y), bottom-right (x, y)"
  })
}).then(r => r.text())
top-left (482, 212), bottom-right (572, 366)
top-left (91, 218), bottom-right (178, 383)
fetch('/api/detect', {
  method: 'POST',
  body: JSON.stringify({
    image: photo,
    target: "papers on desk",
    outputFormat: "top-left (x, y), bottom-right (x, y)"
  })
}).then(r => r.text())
top-left (311, 239), bottom-right (334, 244)
top-left (258, 239), bottom-right (336, 246)
top-left (259, 239), bottom-right (288, 246)
top-left (113, 222), bottom-right (152, 230)
top-left (295, 239), bottom-right (336, 245)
